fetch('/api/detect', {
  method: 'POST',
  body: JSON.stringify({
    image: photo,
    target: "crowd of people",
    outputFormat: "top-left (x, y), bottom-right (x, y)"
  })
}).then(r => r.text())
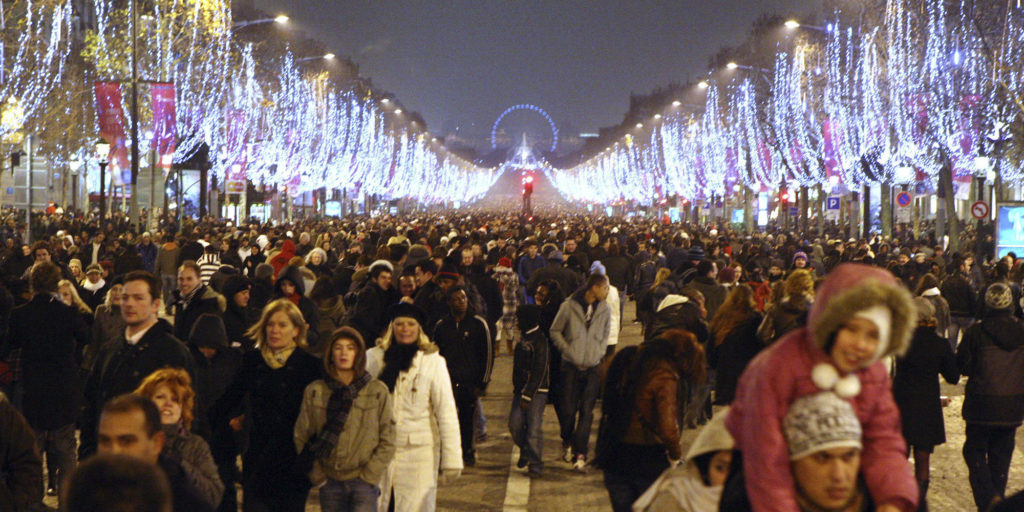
top-left (0, 207), bottom-right (1020, 511)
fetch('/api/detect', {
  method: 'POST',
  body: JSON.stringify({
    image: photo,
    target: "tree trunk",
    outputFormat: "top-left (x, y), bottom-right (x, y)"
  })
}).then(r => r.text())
top-left (939, 162), bottom-right (960, 252)
top-left (881, 182), bottom-right (892, 238)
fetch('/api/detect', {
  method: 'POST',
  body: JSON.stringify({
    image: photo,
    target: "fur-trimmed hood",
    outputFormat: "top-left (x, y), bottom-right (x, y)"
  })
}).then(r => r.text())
top-left (808, 263), bottom-right (916, 359)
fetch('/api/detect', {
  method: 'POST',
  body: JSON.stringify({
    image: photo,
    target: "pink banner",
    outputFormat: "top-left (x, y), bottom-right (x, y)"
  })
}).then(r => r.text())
top-left (150, 82), bottom-right (177, 169)
top-left (94, 82), bottom-right (130, 184)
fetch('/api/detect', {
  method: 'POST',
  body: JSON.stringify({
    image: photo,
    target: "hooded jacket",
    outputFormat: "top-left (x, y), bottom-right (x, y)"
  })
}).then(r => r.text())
top-left (270, 239), bottom-right (296, 277)
top-left (725, 263), bottom-right (918, 512)
top-left (172, 284), bottom-right (226, 342)
top-left (549, 290), bottom-right (610, 370)
top-left (957, 310), bottom-right (1024, 426)
top-left (274, 265), bottom-right (320, 339)
top-left (632, 409), bottom-right (735, 512)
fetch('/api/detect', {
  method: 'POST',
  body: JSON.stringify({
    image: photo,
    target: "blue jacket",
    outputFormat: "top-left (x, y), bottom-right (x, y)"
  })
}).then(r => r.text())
top-left (518, 254), bottom-right (546, 286)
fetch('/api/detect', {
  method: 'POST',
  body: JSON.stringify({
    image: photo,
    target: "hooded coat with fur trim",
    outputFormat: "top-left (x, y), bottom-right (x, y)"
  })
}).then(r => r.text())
top-left (724, 263), bottom-right (918, 512)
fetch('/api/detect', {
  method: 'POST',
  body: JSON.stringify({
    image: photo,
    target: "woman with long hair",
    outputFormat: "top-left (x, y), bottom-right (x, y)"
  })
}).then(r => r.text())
top-left (136, 368), bottom-right (224, 508)
top-left (295, 327), bottom-right (395, 512)
top-left (365, 303), bottom-right (461, 512)
top-left (707, 285), bottom-right (763, 405)
top-left (58, 279), bottom-right (92, 318)
top-left (756, 269), bottom-right (814, 345)
top-left (212, 298), bottom-right (322, 512)
top-left (638, 268), bottom-right (676, 334)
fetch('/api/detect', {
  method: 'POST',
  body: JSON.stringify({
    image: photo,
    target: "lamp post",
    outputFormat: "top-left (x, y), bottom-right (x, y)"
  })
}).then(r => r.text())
top-left (231, 15), bottom-right (288, 31)
top-left (96, 141), bottom-right (110, 219)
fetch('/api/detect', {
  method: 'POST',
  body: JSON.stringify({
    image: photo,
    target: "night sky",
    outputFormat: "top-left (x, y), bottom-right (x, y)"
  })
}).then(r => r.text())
top-left (253, 0), bottom-right (813, 153)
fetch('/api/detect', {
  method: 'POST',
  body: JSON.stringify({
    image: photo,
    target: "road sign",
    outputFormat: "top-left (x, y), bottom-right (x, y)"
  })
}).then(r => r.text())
top-left (972, 201), bottom-right (990, 220)
top-left (826, 196), bottom-right (840, 221)
top-left (896, 191), bottom-right (912, 207)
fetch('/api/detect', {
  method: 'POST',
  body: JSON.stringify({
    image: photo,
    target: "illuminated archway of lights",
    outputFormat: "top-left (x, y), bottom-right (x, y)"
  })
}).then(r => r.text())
top-left (491, 104), bottom-right (558, 153)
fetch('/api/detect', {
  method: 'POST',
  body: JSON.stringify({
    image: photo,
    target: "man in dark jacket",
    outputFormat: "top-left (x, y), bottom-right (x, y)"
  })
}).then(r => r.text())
top-left (0, 392), bottom-right (42, 512)
top-left (97, 393), bottom-right (214, 512)
top-left (80, 271), bottom-right (197, 459)
top-left (688, 260), bottom-right (727, 320)
top-left (4, 262), bottom-right (89, 500)
top-left (413, 260), bottom-right (449, 328)
top-left (942, 258), bottom-right (977, 350)
top-left (349, 261), bottom-right (396, 344)
top-left (957, 282), bottom-right (1024, 511)
top-left (220, 275), bottom-right (256, 350)
top-left (526, 251), bottom-right (582, 300)
top-left (433, 286), bottom-right (492, 466)
top-left (170, 261), bottom-right (225, 342)
top-left (517, 241), bottom-right (546, 294)
top-left (510, 305), bottom-right (549, 476)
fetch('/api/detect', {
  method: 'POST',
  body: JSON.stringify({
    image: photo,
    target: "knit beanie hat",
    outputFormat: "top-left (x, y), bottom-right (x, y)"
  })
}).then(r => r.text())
top-left (589, 260), bottom-right (606, 276)
top-left (985, 282), bottom-right (1013, 311)
top-left (793, 251), bottom-right (808, 264)
top-left (784, 392), bottom-right (862, 461)
top-left (853, 304), bottom-right (892, 363)
top-left (688, 246), bottom-right (705, 261)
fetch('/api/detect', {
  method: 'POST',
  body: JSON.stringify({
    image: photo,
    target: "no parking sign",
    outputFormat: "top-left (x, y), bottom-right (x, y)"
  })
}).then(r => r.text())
top-left (896, 191), bottom-right (912, 207)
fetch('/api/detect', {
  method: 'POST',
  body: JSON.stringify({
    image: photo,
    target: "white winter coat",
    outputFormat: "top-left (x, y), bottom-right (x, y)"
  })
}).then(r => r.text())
top-left (367, 346), bottom-right (463, 512)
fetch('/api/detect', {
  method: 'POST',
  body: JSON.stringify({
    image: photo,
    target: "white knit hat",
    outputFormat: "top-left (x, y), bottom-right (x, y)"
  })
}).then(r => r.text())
top-left (784, 392), bottom-right (862, 461)
top-left (657, 294), bottom-right (689, 312)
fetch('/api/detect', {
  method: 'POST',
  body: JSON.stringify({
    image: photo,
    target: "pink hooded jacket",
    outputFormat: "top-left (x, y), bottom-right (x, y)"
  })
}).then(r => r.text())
top-left (725, 263), bottom-right (919, 511)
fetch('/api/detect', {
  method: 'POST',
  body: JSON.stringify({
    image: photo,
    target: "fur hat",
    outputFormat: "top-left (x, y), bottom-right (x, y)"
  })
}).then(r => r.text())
top-left (808, 263), bottom-right (916, 360)
top-left (784, 392), bottom-right (862, 461)
top-left (985, 282), bottom-right (1013, 311)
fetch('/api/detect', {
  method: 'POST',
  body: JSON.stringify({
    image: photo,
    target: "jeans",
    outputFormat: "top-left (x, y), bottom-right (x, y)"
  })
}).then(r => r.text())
top-left (509, 392), bottom-right (546, 471)
top-left (453, 384), bottom-right (478, 461)
top-left (557, 362), bottom-right (601, 458)
top-left (474, 397), bottom-right (487, 439)
top-left (161, 274), bottom-right (177, 307)
top-left (604, 469), bottom-right (658, 512)
top-left (320, 478), bottom-right (380, 512)
top-left (34, 423), bottom-right (77, 506)
top-left (949, 316), bottom-right (974, 352)
top-left (963, 423), bottom-right (1016, 510)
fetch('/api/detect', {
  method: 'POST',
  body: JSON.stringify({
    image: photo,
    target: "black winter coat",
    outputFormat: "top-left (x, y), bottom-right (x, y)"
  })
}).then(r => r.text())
top-left (6, 294), bottom-right (90, 429)
top-left (211, 349), bottom-right (321, 502)
top-left (172, 285), bottom-right (225, 341)
top-left (894, 326), bottom-right (959, 448)
top-left (709, 313), bottom-right (763, 405)
top-left (602, 255), bottom-right (633, 295)
top-left (433, 313), bottom-right (492, 390)
top-left (0, 393), bottom-right (41, 512)
top-left (350, 282), bottom-right (396, 345)
top-left (941, 272), bottom-right (977, 317)
top-left (957, 312), bottom-right (1024, 426)
top-left (80, 319), bottom-right (196, 458)
top-left (274, 266), bottom-right (321, 338)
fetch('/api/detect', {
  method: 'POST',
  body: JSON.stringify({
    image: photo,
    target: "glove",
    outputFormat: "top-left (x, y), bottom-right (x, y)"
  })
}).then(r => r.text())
top-left (439, 468), bottom-right (462, 485)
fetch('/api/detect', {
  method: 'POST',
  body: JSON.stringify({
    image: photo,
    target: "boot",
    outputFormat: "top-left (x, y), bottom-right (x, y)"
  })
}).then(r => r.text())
top-left (916, 479), bottom-right (929, 512)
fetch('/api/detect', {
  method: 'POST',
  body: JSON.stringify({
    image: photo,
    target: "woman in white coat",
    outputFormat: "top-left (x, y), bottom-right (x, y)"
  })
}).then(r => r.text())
top-left (366, 303), bottom-right (462, 512)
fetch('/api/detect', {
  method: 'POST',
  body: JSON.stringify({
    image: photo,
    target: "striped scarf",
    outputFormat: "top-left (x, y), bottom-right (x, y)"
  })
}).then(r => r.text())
top-left (310, 372), bottom-right (373, 459)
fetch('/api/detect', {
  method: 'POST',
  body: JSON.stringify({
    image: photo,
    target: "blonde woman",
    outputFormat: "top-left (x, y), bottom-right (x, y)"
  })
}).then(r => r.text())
top-left (135, 368), bottom-right (224, 508)
top-left (58, 279), bottom-right (92, 318)
top-left (366, 303), bottom-right (461, 512)
top-left (295, 327), bottom-right (395, 512)
top-left (213, 298), bottom-right (322, 512)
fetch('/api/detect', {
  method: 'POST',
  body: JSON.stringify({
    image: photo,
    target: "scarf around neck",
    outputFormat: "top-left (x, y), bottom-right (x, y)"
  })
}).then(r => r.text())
top-left (379, 342), bottom-right (419, 391)
top-left (309, 372), bottom-right (373, 458)
top-left (261, 344), bottom-right (296, 369)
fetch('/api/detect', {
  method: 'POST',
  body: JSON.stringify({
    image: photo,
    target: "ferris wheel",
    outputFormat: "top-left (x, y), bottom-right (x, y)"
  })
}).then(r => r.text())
top-left (491, 104), bottom-right (558, 153)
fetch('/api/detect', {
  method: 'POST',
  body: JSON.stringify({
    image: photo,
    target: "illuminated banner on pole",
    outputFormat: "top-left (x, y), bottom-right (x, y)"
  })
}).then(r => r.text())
top-left (94, 81), bottom-right (130, 184)
top-left (150, 82), bottom-right (177, 169)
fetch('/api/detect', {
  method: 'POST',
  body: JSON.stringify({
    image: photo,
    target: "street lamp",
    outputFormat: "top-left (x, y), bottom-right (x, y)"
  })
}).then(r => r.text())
top-left (95, 141), bottom-right (110, 219)
top-left (296, 53), bottom-right (336, 63)
top-left (784, 20), bottom-right (832, 33)
top-left (232, 15), bottom-right (289, 30)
